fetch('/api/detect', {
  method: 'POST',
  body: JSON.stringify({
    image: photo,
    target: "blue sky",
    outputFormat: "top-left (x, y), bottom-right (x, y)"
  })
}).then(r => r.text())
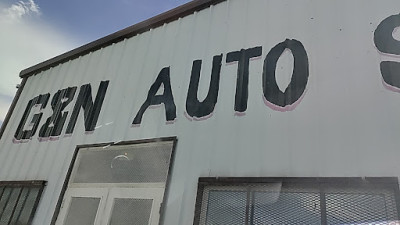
top-left (27, 0), bottom-right (191, 43)
top-left (1, 0), bottom-right (191, 42)
top-left (0, 0), bottom-right (191, 125)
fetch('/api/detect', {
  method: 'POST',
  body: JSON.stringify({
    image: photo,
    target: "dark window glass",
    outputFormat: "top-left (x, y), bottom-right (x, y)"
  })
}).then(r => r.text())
top-left (0, 181), bottom-right (45, 225)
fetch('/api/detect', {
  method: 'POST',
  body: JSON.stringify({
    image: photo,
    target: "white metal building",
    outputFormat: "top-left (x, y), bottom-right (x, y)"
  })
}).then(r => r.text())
top-left (1, 0), bottom-right (400, 224)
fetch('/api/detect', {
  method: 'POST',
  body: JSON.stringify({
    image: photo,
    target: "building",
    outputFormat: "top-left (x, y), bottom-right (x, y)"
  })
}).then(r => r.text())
top-left (1, 0), bottom-right (400, 224)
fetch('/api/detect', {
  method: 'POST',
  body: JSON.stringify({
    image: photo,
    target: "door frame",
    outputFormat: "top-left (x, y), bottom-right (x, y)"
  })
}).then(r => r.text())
top-left (51, 137), bottom-right (177, 225)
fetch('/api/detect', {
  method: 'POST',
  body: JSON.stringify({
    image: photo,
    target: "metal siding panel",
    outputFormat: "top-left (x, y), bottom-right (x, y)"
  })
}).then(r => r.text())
top-left (138, 26), bottom-right (171, 138)
top-left (89, 41), bottom-right (129, 143)
top-left (1, 0), bottom-right (400, 224)
top-left (174, 8), bottom-right (216, 224)
top-left (114, 34), bottom-right (153, 142)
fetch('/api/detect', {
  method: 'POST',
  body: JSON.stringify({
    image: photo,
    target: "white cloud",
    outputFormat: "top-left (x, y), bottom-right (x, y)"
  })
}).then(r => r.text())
top-left (3, 0), bottom-right (40, 19)
top-left (0, 0), bottom-right (78, 122)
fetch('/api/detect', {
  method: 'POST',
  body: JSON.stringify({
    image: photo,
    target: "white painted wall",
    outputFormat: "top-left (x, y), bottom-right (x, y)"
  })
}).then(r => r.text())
top-left (1, 0), bottom-right (400, 224)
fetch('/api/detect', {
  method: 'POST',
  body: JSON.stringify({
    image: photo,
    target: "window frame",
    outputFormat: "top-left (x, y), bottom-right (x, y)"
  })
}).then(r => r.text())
top-left (51, 136), bottom-right (177, 225)
top-left (193, 177), bottom-right (400, 225)
top-left (0, 180), bottom-right (46, 225)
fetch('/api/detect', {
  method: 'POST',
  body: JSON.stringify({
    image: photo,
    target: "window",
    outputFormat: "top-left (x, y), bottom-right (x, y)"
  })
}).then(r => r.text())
top-left (0, 180), bottom-right (46, 225)
top-left (194, 177), bottom-right (400, 225)
top-left (55, 138), bottom-right (176, 225)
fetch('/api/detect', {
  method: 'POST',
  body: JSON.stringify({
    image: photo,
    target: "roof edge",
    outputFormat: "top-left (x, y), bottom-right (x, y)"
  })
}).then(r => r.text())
top-left (20, 0), bottom-right (226, 78)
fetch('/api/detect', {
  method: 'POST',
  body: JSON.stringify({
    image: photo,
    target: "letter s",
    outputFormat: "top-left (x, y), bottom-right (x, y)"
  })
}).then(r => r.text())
top-left (374, 14), bottom-right (400, 89)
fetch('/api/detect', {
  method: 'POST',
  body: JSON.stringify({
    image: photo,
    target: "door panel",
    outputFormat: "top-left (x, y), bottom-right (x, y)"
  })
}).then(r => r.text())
top-left (56, 188), bottom-right (108, 225)
top-left (64, 197), bottom-right (100, 225)
top-left (104, 188), bottom-right (164, 225)
top-left (56, 140), bottom-right (175, 225)
top-left (108, 198), bottom-right (153, 225)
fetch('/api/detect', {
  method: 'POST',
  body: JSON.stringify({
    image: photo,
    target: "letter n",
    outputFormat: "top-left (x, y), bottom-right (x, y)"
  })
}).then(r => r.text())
top-left (66, 81), bottom-right (109, 134)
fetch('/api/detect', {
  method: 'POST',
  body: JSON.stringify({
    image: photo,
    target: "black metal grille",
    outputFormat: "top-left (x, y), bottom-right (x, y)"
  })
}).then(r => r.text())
top-left (252, 191), bottom-right (321, 224)
top-left (326, 193), bottom-right (387, 224)
top-left (194, 178), bottom-right (400, 225)
top-left (205, 190), bottom-right (247, 225)
top-left (0, 181), bottom-right (45, 225)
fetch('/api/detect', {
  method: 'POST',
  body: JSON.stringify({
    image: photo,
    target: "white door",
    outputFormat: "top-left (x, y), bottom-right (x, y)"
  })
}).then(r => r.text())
top-left (57, 187), bottom-right (164, 225)
top-left (55, 140), bottom-right (175, 225)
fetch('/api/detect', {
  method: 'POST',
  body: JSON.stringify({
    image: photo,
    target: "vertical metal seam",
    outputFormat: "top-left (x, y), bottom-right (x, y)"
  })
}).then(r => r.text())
top-left (320, 185), bottom-right (327, 225)
top-left (244, 186), bottom-right (251, 225)
top-left (249, 188), bottom-right (255, 225)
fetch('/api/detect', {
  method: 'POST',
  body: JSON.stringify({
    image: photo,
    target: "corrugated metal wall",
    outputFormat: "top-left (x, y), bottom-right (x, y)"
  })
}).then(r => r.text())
top-left (1, 0), bottom-right (400, 224)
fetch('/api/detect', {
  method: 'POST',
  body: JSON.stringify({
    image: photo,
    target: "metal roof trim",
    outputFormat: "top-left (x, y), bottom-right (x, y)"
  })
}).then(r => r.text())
top-left (19, 0), bottom-right (226, 78)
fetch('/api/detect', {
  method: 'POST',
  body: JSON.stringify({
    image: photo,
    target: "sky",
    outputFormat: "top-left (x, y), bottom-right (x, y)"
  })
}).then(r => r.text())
top-left (0, 0), bottom-right (191, 126)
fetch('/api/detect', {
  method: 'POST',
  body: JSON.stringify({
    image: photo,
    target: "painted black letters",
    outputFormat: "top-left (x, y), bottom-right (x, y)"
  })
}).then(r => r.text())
top-left (226, 47), bottom-right (262, 112)
top-left (66, 81), bottom-right (109, 134)
top-left (14, 94), bottom-right (50, 140)
top-left (39, 87), bottom-right (77, 138)
top-left (374, 14), bottom-right (400, 55)
top-left (133, 67), bottom-right (176, 125)
top-left (262, 39), bottom-right (309, 108)
top-left (374, 14), bottom-right (400, 89)
top-left (186, 54), bottom-right (222, 118)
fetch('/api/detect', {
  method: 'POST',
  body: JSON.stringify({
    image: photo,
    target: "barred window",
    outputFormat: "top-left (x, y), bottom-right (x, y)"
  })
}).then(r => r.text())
top-left (194, 178), bottom-right (400, 225)
top-left (0, 181), bottom-right (45, 225)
